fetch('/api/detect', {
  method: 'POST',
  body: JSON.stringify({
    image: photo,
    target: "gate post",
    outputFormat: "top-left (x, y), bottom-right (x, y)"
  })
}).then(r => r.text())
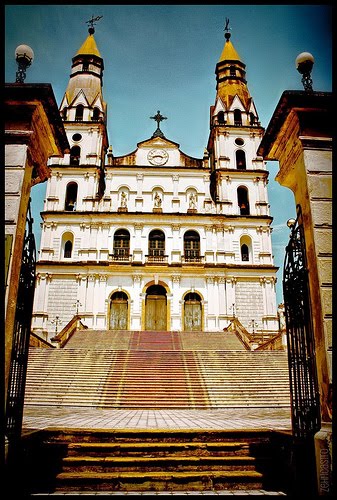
top-left (257, 91), bottom-right (332, 494)
top-left (5, 84), bottom-right (69, 449)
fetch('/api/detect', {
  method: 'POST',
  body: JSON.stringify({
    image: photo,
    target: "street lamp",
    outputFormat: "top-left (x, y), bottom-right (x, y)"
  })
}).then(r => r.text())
top-left (295, 52), bottom-right (314, 92)
top-left (287, 218), bottom-right (296, 229)
top-left (73, 300), bottom-right (82, 315)
top-left (249, 319), bottom-right (258, 335)
top-left (51, 315), bottom-right (62, 336)
top-left (15, 44), bottom-right (34, 83)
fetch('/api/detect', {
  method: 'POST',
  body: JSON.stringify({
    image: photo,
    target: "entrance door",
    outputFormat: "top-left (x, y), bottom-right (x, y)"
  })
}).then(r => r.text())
top-left (145, 285), bottom-right (167, 331)
top-left (109, 292), bottom-right (128, 330)
top-left (184, 293), bottom-right (202, 331)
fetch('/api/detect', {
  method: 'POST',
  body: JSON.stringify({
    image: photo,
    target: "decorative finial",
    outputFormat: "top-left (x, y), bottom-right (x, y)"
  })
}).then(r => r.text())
top-left (150, 110), bottom-right (167, 138)
top-left (224, 18), bottom-right (231, 40)
top-left (86, 15), bottom-right (103, 35)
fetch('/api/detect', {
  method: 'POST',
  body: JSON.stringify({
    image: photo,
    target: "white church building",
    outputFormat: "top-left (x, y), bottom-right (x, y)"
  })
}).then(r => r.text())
top-left (31, 23), bottom-right (279, 341)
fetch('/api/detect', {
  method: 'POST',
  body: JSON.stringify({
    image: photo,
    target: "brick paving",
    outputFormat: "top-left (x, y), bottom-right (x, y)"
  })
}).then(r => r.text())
top-left (22, 405), bottom-right (292, 433)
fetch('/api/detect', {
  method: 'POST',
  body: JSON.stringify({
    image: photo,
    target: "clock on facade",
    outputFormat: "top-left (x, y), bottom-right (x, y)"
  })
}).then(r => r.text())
top-left (147, 149), bottom-right (169, 165)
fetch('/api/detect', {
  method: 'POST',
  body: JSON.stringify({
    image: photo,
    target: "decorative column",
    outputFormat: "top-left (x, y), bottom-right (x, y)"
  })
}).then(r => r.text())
top-left (206, 276), bottom-right (216, 330)
top-left (218, 276), bottom-right (227, 328)
top-left (204, 225), bottom-right (215, 263)
top-left (135, 173), bottom-right (143, 210)
top-left (172, 174), bottom-right (180, 211)
top-left (225, 277), bottom-right (237, 319)
top-left (93, 274), bottom-right (106, 329)
top-left (86, 275), bottom-right (96, 328)
top-left (171, 225), bottom-right (181, 263)
top-left (131, 274), bottom-right (142, 329)
top-left (133, 223), bottom-right (143, 263)
top-left (89, 223), bottom-right (99, 260)
top-left (75, 273), bottom-right (86, 309)
top-left (171, 274), bottom-right (181, 330)
top-left (215, 223), bottom-right (225, 264)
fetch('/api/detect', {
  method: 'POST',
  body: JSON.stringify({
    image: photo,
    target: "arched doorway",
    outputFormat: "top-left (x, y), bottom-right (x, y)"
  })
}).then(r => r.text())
top-left (145, 284), bottom-right (167, 331)
top-left (109, 291), bottom-right (128, 330)
top-left (184, 292), bottom-right (202, 331)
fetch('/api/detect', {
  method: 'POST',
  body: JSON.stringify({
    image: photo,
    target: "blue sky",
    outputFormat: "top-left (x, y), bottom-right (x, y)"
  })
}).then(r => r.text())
top-left (5, 4), bottom-right (332, 304)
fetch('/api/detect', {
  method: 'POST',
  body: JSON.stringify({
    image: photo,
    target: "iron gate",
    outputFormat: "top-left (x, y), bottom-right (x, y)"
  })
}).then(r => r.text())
top-left (283, 204), bottom-right (321, 494)
top-left (283, 204), bottom-right (321, 439)
top-left (6, 198), bottom-right (36, 442)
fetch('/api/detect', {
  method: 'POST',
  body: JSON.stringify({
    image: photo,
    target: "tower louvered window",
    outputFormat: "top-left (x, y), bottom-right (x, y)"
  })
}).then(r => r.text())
top-left (234, 109), bottom-right (242, 126)
top-left (75, 105), bottom-right (84, 121)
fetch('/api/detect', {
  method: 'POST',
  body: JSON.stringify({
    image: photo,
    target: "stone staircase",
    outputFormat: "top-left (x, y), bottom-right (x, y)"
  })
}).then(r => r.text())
top-left (23, 428), bottom-right (291, 494)
top-left (25, 330), bottom-right (290, 409)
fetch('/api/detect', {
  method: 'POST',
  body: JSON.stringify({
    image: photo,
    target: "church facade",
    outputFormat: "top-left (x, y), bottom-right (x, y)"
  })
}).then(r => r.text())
top-left (31, 24), bottom-right (279, 341)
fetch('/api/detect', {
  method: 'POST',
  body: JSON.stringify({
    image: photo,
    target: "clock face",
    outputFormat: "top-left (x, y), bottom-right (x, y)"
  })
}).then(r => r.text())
top-left (147, 149), bottom-right (169, 166)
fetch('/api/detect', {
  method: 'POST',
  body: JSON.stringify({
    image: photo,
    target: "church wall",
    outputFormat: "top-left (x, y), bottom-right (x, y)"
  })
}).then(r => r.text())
top-left (31, 27), bottom-right (280, 340)
top-left (32, 265), bottom-right (278, 340)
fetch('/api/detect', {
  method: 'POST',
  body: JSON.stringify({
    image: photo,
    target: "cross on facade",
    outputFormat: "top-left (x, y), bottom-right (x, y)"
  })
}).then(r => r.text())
top-left (150, 110), bottom-right (167, 138)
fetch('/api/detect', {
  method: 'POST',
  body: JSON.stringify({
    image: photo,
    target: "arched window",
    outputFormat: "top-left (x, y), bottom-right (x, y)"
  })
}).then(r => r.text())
top-left (148, 230), bottom-right (165, 260)
top-left (241, 244), bottom-right (249, 261)
top-left (237, 186), bottom-right (250, 215)
top-left (65, 182), bottom-right (78, 211)
top-left (113, 229), bottom-right (130, 260)
top-left (250, 112), bottom-right (256, 125)
top-left (64, 240), bottom-right (73, 258)
top-left (82, 61), bottom-right (89, 71)
top-left (217, 111), bottom-right (225, 125)
top-left (230, 65), bottom-right (236, 77)
top-left (92, 107), bottom-right (100, 121)
top-left (184, 230), bottom-right (200, 261)
top-left (236, 150), bottom-right (246, 170)
top-left (234, 109), bottom-right (242, 126)
top-left (62, 107), bottom-right (68, 120)
top-left (75, 104), bottom-right (84, 121)
top-left (70, 146), bottom-right (81, 166)
top-left (61, 232), bottom-right (74, 259)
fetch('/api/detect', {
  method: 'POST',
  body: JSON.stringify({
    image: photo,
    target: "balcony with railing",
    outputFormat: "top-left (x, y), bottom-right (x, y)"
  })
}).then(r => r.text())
top-left (109, 248), bottom-right (131, 263)
top-left (182, 250), bottom-right (204, 264)
top-left (145, 250), bottom-right (168, 264)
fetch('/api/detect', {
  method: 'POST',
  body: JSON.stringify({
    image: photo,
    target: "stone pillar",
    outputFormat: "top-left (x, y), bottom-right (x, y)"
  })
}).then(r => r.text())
top-left (5, 83), bottom-right (69, 408)
top-left (257, 90), bottom-right (332, 493)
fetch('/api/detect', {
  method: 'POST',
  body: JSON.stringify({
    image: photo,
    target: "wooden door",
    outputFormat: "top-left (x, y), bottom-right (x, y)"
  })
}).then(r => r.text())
top-left (110, 300), bottom-right (128, 330)
top-left (145, 295), bottom-right (167, 331)
top-left (184, 301), bottom-right (202, 331)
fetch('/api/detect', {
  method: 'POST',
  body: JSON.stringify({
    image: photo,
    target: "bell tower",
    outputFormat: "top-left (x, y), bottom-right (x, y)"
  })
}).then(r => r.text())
top-left (58, 15), bottom-right (108, 183)
top-left (208, 19), bottom-right (265, 203)
top-left (206, 20), bottom-right (278, 333)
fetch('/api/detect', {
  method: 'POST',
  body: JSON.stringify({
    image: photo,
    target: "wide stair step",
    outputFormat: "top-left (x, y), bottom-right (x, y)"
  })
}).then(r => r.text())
top-left (24, 330), bottom-right (290, 409)
top-left (24, 428), bottom-right (290, 493)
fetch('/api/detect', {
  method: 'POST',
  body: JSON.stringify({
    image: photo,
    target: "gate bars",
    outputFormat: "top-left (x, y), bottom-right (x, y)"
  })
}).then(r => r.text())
top-left (283, 204), bottom-right (321, 440)
top-left (6, 198), bottom-right (36, 442)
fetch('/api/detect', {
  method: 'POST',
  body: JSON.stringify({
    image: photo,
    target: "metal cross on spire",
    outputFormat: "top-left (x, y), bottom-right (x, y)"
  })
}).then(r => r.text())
top-left (150, 110), bottom-right (167, 138)
top-left (86, 15), bottom-right (103, 34)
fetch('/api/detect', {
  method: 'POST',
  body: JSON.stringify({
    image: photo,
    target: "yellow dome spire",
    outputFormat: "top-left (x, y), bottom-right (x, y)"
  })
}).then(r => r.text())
top-left (218, 38), bottom-right (242, 63)
top-left (76, 33), bottom-right (101, 58)
top-left (215, 20), bottom-right (251, 111)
